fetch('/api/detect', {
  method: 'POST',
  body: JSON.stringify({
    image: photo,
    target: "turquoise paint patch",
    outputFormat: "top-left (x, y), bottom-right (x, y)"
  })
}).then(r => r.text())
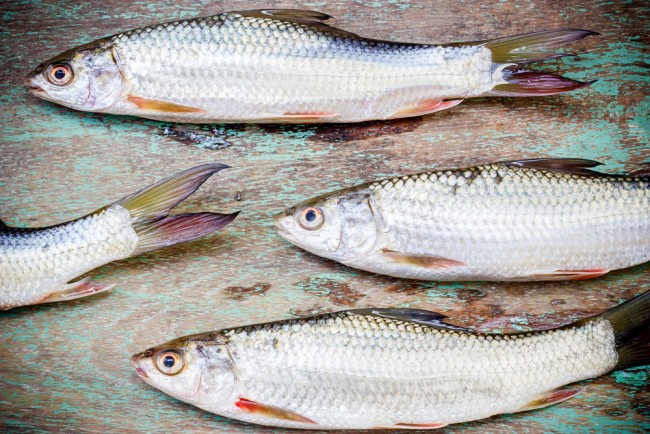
top-left (613, 367), bottom-right (649, 388)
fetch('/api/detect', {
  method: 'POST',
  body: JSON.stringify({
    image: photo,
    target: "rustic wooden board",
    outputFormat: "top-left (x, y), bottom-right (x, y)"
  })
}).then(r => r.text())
top-left (0, 0), bottom-right (648, 432)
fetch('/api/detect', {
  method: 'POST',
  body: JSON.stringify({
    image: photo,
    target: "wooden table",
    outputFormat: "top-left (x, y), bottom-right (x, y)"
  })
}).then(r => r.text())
top-left (1, 0), bottom-right (648, 432)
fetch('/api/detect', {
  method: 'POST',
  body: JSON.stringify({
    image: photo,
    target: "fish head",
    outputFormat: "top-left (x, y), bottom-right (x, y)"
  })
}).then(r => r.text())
top-left (25, 38), bottom-right (125, 112)
top-left (274, 188), bottom-right (381, 262)
top-left (131, 332), bottom-right (236, 405)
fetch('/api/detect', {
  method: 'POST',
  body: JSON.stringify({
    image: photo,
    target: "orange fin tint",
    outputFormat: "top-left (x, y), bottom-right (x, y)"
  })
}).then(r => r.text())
top-left (127, 96), bottom-right (204, 113)
top-left (382, 250), bottom-right (464, 269)
top-left (265, 111), bottom-right (338, 122)
top-left (235, 398), bottom-right (315, 424)
top-left (389, 99), bottom-right (463, 119)
top-left (517, 386), bottom-right (586, 412)
top-left (38, 278), bottom-right (115, 305)
top-left (377, 423), bottom-right (448, 429)
top-left (533, 269), bottom-right (609, 281)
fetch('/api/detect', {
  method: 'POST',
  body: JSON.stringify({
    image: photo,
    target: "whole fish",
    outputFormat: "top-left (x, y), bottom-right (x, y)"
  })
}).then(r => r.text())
top-left (131, 291), bottom-right (650, 430)
top-left (25, 9), bottom-right (596, 123)
top-left (275, 158), bottom-right (650, 281)
top-left (0, 164), bottom-right (238, 310)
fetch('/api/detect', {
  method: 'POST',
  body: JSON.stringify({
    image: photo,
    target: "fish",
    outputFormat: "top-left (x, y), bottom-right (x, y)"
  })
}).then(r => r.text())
top-left (25, 9), bottom-right (597, 124)
top-left (0, 164), bottom-right (238, 310)
top-left (274, 158), bottom-right (650, 281)
top-left (131, 290), bottom-right (650, 430)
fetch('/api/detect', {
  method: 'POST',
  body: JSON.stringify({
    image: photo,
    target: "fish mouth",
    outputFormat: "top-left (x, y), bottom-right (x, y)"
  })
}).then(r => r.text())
top-left (273, 212), bottom-right (290, 235)
top-left (24, 77), bottom-right (44, 94)
top-left (273, 212), bottom-right (300, 245)
top-left (130, 354), bottom-right (149, 379)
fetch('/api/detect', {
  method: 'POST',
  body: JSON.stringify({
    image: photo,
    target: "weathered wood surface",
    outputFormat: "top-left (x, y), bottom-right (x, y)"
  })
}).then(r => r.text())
top-left (0, 0), bottom-right (648, 432)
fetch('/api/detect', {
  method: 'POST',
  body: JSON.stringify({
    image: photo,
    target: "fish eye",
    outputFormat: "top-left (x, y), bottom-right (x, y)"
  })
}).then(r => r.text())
top-left (298, 206), bottom-right (324, 230)
top-left (47, 63), bottom-right (73, 86)
top-left (155, 350), bottom-right (184, 375)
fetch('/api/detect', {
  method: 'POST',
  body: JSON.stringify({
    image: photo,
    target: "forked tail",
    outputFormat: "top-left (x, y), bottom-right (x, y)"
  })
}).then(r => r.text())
top-left (479, 29), bottom-right (598, 97)
top-left (600, 290), bottom-right (650, 371)
top-left (115, 164), bottom-right (239, 255)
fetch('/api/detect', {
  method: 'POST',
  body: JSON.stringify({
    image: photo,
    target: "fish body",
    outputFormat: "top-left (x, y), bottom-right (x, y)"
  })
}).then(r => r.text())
top-left (26, 10), bottom-right (596, 123)
top-left (274, 158), bottom-right (650, 281)
top-left (0, 164), bottom-right (238, 310)
top-left (131, 291), bottom-right (650, 429)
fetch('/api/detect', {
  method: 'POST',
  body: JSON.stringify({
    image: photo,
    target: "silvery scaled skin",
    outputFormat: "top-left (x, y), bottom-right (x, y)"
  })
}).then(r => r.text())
top-left (26, 10), bottom-right (595, 123)
top-left (0, 164), bottom-right (237, 310)
top-left (0, 207), bottom-right (137, 309)
top-left (132, 292), bottom-right (650, 430)
top-left (274, 159), bottom-right (650, 281)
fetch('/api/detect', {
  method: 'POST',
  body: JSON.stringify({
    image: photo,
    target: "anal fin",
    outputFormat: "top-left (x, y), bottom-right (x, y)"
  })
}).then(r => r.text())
top-left (37, 278), bottom-right (115, 305)
top-left (264, 111), bottom-right (339, 122)
top-left (127, 96), bottom-right (205, 113)
top-left (517, 386), bottom-right (586, 412)
top-left (235, 398), bottom-right (315, 424)
top-left (532, 269), bottom-right (609, 281)
top-left (388, 99), bottom-right (463, 119)
top-left (382, 249), bottom-right (464, 269)
top-left (377, 422), bottom-right (448, 429)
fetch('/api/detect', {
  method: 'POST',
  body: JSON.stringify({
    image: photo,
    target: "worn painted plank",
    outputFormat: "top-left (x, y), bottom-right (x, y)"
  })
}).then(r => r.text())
top-left (0, 0), bottom-right (648, 432)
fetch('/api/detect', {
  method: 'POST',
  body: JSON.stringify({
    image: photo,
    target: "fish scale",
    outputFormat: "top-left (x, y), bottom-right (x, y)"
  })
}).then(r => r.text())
top-left (219, 312), bottom-right (617, 428)
top-left (133, 291), bottom-right (650, 429)
top-left (276, 161), bottom-right (650, 281)
top-left (0, 164), bottom-right (236, 309)
top-left (28, 11), bottom-right (596, 122)
top-left (106, 13), bottom-right (491, 121)
top-left (0, 207), bottom-right (137, 308)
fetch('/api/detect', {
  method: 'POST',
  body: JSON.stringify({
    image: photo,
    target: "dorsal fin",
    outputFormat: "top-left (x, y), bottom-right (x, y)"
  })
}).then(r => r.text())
top-left (236, 9), bottom-right (362, 39)
top-left (350, 308), bottom-right (470, 332)
top-left (500, 158), bottom-right (606, 176)
top-left (237, 9), bottom-right (331, 23)
top-left (629, 163), bottom-right (650, 178)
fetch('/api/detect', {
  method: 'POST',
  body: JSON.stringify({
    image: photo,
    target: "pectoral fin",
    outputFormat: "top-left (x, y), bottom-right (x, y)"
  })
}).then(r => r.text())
top-left (382, 250), bottom-right (464, 269)
top-left (235, 398), bottom-right (315, 424)
top-left (517, 387), bottom-right (586, 412)
top-left (127, 96), bottom-right (204, 113)
top-left (37, 278), bottom-right (115, 305)
top-left (388, 99), bottom-right (463, 119)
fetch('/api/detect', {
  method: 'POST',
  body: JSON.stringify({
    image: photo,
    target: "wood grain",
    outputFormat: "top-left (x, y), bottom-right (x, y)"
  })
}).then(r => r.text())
top-left (0, 0), bottom-right (648, 432)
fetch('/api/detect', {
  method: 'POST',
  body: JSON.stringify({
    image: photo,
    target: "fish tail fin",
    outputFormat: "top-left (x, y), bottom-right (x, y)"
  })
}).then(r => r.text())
top-left (479, 29), bottom-right (598, 97)
top-left (600, 290), bottom-right (650, 370)
top-left (483, 29), bottom-right (598, 64)
top-left (486, 69), bottom-right (595, 97)
top-left (132, 212), bottom-right (239, 255)
top-left (115, 164), bottom-right (238, 255)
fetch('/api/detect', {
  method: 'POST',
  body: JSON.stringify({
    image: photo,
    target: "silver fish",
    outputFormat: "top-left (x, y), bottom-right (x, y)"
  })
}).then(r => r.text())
top-left (26, 9), bottom-right (596, 123)
top-left (131, 291), bottom-right (650, 430)
top-left (274, 158), bottom-right (650, 281)
top-left (0, 164), bottom-right (238, 310)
